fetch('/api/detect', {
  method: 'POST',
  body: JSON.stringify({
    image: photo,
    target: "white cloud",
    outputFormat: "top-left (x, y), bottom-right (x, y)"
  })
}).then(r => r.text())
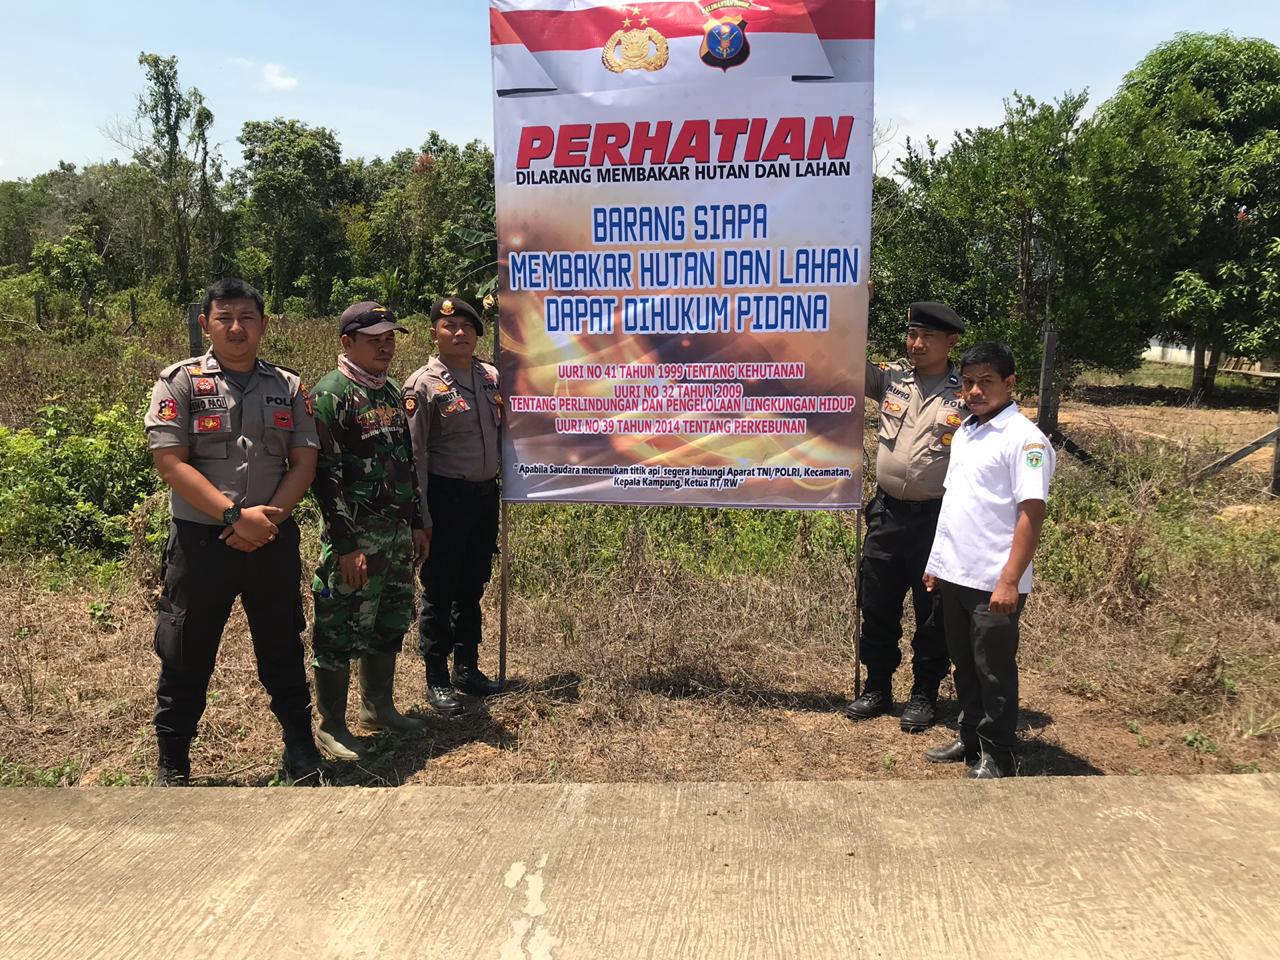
top-left (227, 57), bottom-right (299, 92)
top-left (261, 63), bottom-right (299, 91)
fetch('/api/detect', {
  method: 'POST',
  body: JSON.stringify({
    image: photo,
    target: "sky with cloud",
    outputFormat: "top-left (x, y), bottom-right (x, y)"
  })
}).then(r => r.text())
top-left (0, 0), bottom-right (1276, 179)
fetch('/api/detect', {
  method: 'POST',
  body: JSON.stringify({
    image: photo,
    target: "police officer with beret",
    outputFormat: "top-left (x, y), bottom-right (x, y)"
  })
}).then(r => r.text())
top-left (846, 301), bottom-right (966, 733)
top-left (145, 278), bottom-right (328, 785)
top-left (403, 296), bottom-right (503, 716)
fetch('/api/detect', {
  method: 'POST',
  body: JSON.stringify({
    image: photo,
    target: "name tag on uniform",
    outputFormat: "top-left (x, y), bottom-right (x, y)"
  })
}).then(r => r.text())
top-left (190, 396), bottom-right (229, 413)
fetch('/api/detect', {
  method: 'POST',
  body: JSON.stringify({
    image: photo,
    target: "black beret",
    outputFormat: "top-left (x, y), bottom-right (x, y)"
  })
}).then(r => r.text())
top-left (907, 301), bottom-right (965, 334)
top-left (430, 296), bottom-right (483, 336)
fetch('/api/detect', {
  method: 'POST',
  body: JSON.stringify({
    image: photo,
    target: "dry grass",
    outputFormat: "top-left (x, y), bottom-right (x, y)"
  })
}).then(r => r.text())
top-left (1, 326), bottom-right (1277, 787)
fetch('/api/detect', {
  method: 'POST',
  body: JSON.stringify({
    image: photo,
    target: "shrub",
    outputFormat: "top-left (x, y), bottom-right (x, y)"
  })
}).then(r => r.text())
top-left (0, 403), bottom-right (159, 557)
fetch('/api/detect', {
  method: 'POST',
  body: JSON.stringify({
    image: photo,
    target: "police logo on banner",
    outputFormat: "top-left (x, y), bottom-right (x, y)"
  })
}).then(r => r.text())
top-left (700, 15), bottom-right (750, 70)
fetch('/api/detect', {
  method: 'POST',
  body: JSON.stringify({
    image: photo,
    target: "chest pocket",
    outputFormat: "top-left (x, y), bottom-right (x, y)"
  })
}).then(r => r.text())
top-left (878, 396), bottom-right (907, 442)
top-left (484, 386), bottom-right (502, 427)
top-left (262, 393), bottom-right (295, 457)
top-left (928, 399), bottom-right (966, 453)
top-left (189, 414), bottom-right (233, 460)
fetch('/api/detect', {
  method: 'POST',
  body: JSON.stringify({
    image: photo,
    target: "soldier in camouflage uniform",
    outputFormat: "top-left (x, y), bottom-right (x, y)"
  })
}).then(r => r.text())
top-left (309, 301), bottom-right (430, 760)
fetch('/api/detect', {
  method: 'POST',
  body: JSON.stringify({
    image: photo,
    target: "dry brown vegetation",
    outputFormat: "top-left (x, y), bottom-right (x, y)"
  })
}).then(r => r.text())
top-left (0, 322), bottom-right (1276, 787)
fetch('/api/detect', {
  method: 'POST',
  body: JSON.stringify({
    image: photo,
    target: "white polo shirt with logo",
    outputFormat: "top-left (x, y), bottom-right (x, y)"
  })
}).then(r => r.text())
top-left (925, 403), bottom-right (1055, 594)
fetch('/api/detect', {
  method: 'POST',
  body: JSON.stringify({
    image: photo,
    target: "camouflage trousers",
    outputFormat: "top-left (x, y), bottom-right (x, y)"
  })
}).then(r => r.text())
top-left (311, 513), bottom-right (414, 670)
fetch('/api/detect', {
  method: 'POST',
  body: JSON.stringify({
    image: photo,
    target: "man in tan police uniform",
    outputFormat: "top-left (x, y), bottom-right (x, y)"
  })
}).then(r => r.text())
top-left (846, 301), bottom-right (966, 733)
top-left (145, 277), bottom-right (327, 786)
top-left (403, 296), bottom-right (503, 716)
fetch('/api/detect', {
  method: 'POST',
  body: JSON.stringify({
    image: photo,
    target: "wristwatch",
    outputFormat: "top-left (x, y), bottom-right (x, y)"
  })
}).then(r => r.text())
top-left (222, 505), bottom-right (242, 526)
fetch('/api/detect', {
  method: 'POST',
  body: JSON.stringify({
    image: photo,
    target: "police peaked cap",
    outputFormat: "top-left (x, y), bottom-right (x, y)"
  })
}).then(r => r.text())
top-left (430, 296), bottom-right (483, 336)
top-left (907, 302), bottom-right (966, 334)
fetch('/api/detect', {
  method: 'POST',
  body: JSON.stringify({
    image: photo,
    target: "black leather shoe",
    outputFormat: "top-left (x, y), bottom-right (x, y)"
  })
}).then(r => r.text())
top-left (452, 665), bottom-right (503, 698)
top-left (965, 754), bottom-right (1002, 779)
top-left (844, 688), bottom-right (892, 720)
top-left (427, 684), bottom-right (466, 717)
top-left (923, 738), bottom-right (967, 763)
top-left (899, 691), bottom-right (937, 733)
top-left (156, 735), bottom-right (191, 786)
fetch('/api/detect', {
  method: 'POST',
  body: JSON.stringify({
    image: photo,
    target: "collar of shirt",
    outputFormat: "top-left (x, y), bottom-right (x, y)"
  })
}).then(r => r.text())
top-left (963, 401), bottom-right (1019, 431)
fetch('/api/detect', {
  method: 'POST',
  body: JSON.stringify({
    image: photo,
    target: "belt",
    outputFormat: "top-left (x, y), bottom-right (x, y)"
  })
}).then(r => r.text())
top-left (875, 489), bottom-right (942, 513)
top-left (427, 474), bottom-right (499, 497)
top-left (173, 515), bottom-right (300, 531)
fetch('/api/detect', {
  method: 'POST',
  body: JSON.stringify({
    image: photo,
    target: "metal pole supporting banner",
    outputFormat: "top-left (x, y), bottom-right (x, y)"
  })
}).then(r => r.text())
top-left (186, 302), bottom-right (202, 357)
top-left (499, 499), bottom-right (510, 687)
top-left (492, 296), bottom-right (511, 688)
top-left (853, 506), bottom-right (864, 699)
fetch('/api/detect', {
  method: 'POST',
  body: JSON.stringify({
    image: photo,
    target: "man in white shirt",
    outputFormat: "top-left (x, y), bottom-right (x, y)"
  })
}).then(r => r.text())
top-left (923, 342), bottom-right (1055, 779)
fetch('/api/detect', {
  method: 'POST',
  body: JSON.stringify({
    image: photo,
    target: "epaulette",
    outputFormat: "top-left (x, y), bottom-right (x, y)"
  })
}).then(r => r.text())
top-left (158, 357), bottom-right (204, 380)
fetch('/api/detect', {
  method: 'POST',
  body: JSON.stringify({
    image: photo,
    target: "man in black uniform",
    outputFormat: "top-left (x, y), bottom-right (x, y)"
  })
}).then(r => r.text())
top-left (404, 297), bottom-right (503, 716)
top-left (145, 278), bottom-right (327, 785)
top-left (846, 302), bottom-right (967, 733)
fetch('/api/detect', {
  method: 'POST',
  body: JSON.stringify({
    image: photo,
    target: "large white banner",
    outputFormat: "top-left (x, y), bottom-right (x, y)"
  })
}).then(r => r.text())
top-left (491, 0), bottom-right (874, 509)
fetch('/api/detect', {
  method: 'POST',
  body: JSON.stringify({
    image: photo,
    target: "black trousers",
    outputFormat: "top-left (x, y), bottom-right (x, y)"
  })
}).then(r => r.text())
top-left (938, 580), bottom-right (1026, 754)
top-left (418, 475), bottom-right (499, 680)
top-left (154, 518), bottom-right (310, 738)
top-left (858, 491), bottom-right (949, 691)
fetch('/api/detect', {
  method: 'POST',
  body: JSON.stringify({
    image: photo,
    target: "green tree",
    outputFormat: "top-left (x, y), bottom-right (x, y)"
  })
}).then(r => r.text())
top-left (133, 53), bottom-right (222, 304)
top-left (1097, 32), bottom-right (1280, 399)
top-left (239, 118), bottom-right (345, 313)
top-left (872, 91), bottom-right (1195, 384)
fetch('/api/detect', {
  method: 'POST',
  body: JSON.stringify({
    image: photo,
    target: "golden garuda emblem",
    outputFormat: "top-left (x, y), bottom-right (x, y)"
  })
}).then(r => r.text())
top-left (602, 8), bottom-right (669, 73)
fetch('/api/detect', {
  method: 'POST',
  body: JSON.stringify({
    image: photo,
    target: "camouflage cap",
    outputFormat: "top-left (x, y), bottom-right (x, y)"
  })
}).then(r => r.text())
top-left (339, 301), bottom-right (408, 337)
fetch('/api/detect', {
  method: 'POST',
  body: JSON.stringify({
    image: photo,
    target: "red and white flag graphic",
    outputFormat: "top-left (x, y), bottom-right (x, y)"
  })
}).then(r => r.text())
top-left (492, 0), bottom-right (874, 95)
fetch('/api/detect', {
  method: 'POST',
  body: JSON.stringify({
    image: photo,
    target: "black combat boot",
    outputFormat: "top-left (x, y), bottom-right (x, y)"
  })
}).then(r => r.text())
top-left (280, 710), bottom-right (331, 786)
top-left (426, 658), bottom-right (465, 717)
top-left (844, 678), bottom-right (892, 721)
top-left (156, 735), bottom-right (191, 786)
top-left (451, 646), bottom-right (503, 698)
top-left (899, 686), bottom-right (939, 733)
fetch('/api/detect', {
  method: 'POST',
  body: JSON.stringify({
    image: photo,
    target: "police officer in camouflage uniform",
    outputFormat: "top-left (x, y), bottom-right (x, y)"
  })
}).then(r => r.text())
top-left (145, 278), bottom-right (327, 786)
top-left (846, 302), bottom-right (967, 733)
top-left (309, 301), bottom-right (430, 760)
top-left (404, 296), bottom-right (503, 717)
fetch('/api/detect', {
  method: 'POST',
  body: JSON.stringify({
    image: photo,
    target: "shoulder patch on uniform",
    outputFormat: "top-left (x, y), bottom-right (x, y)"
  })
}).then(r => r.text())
top-left (157, 398), bottom-right (178, 421)
top-left (1025, 449), bottom-right (1045, 468)
top-left (1024, 442), bottom-right (1046, 451)
top-left (159, 358), bottom-right (202, 380)
top-left (404, 393), bottom-right (418, 413)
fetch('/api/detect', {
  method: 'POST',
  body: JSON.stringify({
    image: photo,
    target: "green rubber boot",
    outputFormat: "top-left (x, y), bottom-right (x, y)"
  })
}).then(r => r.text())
top-left (313, 665), bottom-right (363, 760)
top-left (358, 652), bottom-right (426, 732)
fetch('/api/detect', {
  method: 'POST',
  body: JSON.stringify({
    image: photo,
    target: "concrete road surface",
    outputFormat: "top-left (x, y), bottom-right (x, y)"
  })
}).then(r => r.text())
top-left (1, 775), bottom-right (1277, 959)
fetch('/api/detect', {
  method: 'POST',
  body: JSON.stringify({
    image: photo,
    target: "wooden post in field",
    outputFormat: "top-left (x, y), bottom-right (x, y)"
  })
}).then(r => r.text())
top-left (1272, 384), bottom-right (1279, 497)
top-left (34, 291), bottom-right (43, 327)
top-left (130, 294), bottom-right (139, 329)
top-left (1037, 327), bottom-right (1059, 437)
top-left (186, 302), bottom-right (202, 357)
